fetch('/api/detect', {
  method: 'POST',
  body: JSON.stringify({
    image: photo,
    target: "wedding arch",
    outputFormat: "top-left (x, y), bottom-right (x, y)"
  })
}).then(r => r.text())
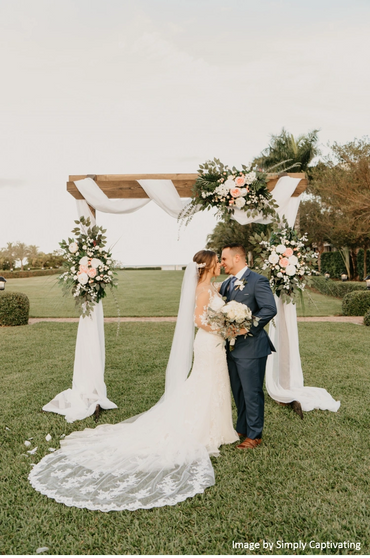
top-left (43, 171), bottom-right (339, 423)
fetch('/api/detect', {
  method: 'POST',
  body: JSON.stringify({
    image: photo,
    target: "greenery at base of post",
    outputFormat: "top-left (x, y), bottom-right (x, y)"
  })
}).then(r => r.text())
top-left (312, 276), bottom-right (366, 298)
top-left (342, 291), bottom-right (370, 316)
top-left (0, 292), bottom-right (30, 326)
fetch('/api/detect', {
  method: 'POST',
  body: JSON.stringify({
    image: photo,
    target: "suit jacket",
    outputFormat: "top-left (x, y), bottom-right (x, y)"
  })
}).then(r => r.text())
top-left (220, 268), bottom-right (277, 358)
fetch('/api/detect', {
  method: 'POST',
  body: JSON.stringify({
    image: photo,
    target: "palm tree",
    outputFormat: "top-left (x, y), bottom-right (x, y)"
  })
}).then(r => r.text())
top-left (252, 128), bottom-right (320, 173)
top-left (13, 242), bottom-right (29, 271)
top-left (27, 245), bottom-right (40, 267)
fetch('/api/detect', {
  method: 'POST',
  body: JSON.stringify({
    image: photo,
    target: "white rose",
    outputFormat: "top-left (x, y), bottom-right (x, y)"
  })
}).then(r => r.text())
top-left (277, 272), bottom-right (283, 278)
top-left (239, 188), bottom-right (248, 196)
top-left (235, 197), bottom-right (246, 209)
top-left (286, 265), bottom-right (297, 276)
top-left (69, 242), bottom-right (78, 253)
top-left (288, 255), bottom-right (298, 266)
top-left (276, 244), bottom-right (286, 254)
top-left (244, 171), bottom-right (256, 184)
top-left (77, 272), bottom-right (88, 285)
top-left (268, 252), bottom-right (279, 265)
top-left (83, 245), bottom-right (87, 250)
top-left (79, 256), bottom-right (89, 266)
top-left (91, 258), bottom-right (103, 269)
top-left (225, 177), bottom-right (235, 190)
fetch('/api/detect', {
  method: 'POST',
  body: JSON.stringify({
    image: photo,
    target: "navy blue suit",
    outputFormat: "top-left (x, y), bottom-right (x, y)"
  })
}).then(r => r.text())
top-left (220, 268), bottom-right (277, 439)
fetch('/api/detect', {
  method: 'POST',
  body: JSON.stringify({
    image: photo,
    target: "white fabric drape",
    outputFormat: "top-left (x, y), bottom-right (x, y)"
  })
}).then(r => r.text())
top-left (233, 176), bottom-right (340, 412)
top-left (44, 178), bottom-right (187, 422)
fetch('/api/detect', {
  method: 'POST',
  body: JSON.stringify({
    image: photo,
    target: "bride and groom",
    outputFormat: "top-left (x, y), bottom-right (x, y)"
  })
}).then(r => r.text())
top-left (29, 244), bottom-right (277, 512)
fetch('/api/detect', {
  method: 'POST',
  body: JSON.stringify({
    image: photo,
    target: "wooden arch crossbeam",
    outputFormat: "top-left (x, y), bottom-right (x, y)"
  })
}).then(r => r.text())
top-left (67, 173), bottom-right (308, 217)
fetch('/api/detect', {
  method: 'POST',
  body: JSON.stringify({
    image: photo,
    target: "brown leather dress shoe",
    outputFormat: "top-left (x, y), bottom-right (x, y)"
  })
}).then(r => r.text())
top-left (237, 437), bottom-right (262, 449)
top-left (290, 400), bottom-right (304, 419)
top-left (237, 433), bottom-right (247, 438)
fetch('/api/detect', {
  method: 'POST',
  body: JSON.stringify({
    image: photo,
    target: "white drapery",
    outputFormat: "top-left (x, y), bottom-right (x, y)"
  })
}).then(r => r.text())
top-left (43, 178), bottom-right (186, 422)
top-left (233, 176), bottom-right (339, 412)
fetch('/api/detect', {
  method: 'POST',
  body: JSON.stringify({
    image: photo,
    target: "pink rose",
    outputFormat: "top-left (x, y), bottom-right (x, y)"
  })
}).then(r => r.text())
top-left (283, 248), bottom-right (293, 257)
top-left (88, 268), bottom-right (97, 278)
top-left (279, 258), bottom-right (289, 267)
top-left (229, 199), bottom-right (235, 205)
top-left (79, 265), bottom-right (89, 273)
top-left (230, 188), bottom-right (242, 198)
top-left (235, 176), bottom-right (245, 187)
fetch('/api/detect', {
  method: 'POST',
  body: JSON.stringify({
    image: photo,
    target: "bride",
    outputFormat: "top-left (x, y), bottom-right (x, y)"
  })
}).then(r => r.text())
top-left (29, 250), bottom-right (239, 511)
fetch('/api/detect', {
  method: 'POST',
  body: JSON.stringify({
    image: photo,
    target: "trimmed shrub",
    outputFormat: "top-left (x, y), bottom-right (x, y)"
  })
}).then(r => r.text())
top-left (0, 269), bottom-right (61, 279)
top-left (342, 291), bottom-right (370, 316)
top-left (0, 292), bottom-right (30, 326)
top-left (320, 252), bottom-right (347, 278)
top-left (312, 276), bottom-right (366, 298)
top-left (364, 309), bottom-right (370, 326)
top-left (357, 249), bottom-right (370, 280)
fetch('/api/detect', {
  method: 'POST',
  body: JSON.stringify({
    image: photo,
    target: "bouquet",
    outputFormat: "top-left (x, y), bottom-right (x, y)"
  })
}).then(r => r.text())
top-left (252, 219), bottom-right (318, 304)
top-left (58, 217), bottom-right (118, 317)
top-left (207, 295), bottom-right (260, 351)
top-left (179, 158), bottom-right (277, 225)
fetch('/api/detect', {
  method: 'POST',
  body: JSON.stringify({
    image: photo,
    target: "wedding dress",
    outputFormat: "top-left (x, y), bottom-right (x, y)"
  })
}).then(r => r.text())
top-left (29, 263), bottom-right (238, 511)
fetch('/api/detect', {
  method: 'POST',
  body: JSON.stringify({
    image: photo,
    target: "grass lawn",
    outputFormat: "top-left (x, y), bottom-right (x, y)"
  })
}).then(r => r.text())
top-left (5, 270), bottom-right (343, 318)
top-left (1, 322), bottom-right (369, 555)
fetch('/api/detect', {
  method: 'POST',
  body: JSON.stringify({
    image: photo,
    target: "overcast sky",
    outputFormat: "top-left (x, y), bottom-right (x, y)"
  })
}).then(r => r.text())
top-left (1, 0), bottom-right (369, 265)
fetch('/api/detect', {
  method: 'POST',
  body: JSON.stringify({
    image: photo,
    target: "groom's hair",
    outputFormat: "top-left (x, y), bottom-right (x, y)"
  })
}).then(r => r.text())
top-left (222, 243), bottom-right (246, 259)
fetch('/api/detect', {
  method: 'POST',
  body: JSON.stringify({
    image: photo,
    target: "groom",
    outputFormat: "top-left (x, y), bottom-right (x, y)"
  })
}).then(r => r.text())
top-left (220, 243), bottom-right (277, 450)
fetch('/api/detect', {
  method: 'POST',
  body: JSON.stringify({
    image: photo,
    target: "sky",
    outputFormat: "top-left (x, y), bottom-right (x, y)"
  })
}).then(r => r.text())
top-left (1, 0), bottom-right (369, 265)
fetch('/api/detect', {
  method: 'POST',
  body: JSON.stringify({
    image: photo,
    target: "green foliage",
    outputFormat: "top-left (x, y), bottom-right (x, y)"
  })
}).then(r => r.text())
top-left (342, 290), bottom-right (370, 316)
top-left (0, 292), bottom-right (30, 326)
top-left (252, 128), bottom-right (320, 172)
top-left (320, 252), bottom-right (348, 278)
top-left (0, 269), bottom-right (61, 279)
top-left (206, 220), bottom-right (269, 262)
top-left (364, 308), bottom-right (370, 326)
top-left (312, 276), bottom-right (366, 298)
top-left (357, 249), bottom-right (370, 280)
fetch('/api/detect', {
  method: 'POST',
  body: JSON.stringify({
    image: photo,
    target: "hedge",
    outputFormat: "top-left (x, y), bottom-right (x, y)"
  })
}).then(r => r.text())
top-left (0, 269), bottom-right (61, 279)
top-left (320, 252), bottom-right (347, 278)
top-left (0, 292), bottom-right (30, 326)
top-left (364, 309), bottom-right (370, 326)
top-left (342, 291), bottom-right (370, 316)
top-left (357, 249), bottom-right (370, 280)
top-left (311, 276), bottom-right (366, 298)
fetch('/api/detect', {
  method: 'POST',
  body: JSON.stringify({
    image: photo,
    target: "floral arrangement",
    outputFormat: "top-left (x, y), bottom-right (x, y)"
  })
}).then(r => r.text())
top-left (207, 296), bottom-right (259, 350)
top-left (252, 218), bottom-right (318, 304)
top-left (58, 217), bottom-right (117, 317)
top-left (179, 158), bottom-right (277, 224)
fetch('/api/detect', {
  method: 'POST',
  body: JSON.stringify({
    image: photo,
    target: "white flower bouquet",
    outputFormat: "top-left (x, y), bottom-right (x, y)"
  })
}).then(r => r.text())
top-left (252, 219), bottom-right (318, 304)
top-left (207, 296), bottom-right (260, 350)
top-left (179, 158), bottom-right (277, 225)
top-left (58, 217), bottom-right (117, 317)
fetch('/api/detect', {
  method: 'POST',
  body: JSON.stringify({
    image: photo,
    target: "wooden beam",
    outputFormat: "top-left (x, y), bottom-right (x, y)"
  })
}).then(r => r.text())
top-left (67, 172), bottom-right (307, 200)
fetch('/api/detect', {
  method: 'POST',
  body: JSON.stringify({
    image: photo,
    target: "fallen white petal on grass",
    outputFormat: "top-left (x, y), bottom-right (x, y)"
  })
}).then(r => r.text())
top-left (36, 547), bottom-right (49, 554)
top-left (5, 427), bottom-right (11, 431)
top-left (24, 441), bottom-right (32, 447)
top-left (45, 434), bottom-right (52, 442)
top-left (48, 448), bottom-right (56, 452)
top-left (27, 447), bottom-right (38, 455)
top-left (60, 434), bottom-right (65, 439)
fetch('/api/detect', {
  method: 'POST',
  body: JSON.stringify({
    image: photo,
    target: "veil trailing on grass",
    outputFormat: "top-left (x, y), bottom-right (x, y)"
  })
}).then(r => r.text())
top-left (29, 262), bottom-right (226, 512)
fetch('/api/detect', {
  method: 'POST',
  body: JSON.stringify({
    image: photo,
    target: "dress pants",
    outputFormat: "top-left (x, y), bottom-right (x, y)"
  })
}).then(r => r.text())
top-left (227, 353), bottom-right (267, 439)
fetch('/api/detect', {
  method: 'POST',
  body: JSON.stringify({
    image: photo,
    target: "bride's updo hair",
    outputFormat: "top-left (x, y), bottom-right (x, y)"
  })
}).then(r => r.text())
top-left (193, 249), bottom-right (218, 280)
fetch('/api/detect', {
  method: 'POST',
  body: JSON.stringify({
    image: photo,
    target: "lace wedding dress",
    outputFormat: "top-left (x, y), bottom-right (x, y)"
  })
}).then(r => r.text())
top-left (29, 266), bottom-right (238, 511)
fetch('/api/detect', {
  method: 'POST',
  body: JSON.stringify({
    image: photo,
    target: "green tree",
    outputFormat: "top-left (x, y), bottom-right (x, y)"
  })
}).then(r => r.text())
top-left (309, 138), bottom-right (370, 278)
top-left (27, 245), bottom-right (40, 267)
top-left (253, 128), bottom-right (320, 173)
top-left (13, 242), bottom-right (29, 271)
top-left (206, 220), bottom-right (268, 268)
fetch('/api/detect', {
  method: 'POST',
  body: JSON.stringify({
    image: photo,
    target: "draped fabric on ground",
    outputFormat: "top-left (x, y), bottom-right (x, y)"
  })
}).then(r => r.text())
top-left (234, 176), bottom-right (340, 412)
top-left (43, 178), bottom-right (186, 422)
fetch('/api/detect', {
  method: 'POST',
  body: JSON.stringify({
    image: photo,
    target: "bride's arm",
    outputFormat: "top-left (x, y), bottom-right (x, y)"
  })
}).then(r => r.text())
top-left (194, 289), bottom-right (220, 333)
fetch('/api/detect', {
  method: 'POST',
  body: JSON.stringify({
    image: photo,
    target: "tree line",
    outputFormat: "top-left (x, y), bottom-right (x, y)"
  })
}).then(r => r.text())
top-left (0, 242), bottom-right (64, 271)
top-left (206, 129), bottom-right (370, 279)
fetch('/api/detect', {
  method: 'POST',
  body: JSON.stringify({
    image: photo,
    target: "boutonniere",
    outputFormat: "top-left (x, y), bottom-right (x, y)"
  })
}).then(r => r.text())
top-left (234, 278), bottom-right (248, 291)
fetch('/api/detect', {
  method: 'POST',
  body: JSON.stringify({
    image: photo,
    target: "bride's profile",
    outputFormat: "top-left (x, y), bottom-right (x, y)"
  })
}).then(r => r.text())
top-left (29, 250), bottom-right (238, 511)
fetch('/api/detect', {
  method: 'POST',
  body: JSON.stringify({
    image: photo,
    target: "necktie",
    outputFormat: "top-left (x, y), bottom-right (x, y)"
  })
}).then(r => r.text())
top-left (229, 276), bottom-right (237, 291)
